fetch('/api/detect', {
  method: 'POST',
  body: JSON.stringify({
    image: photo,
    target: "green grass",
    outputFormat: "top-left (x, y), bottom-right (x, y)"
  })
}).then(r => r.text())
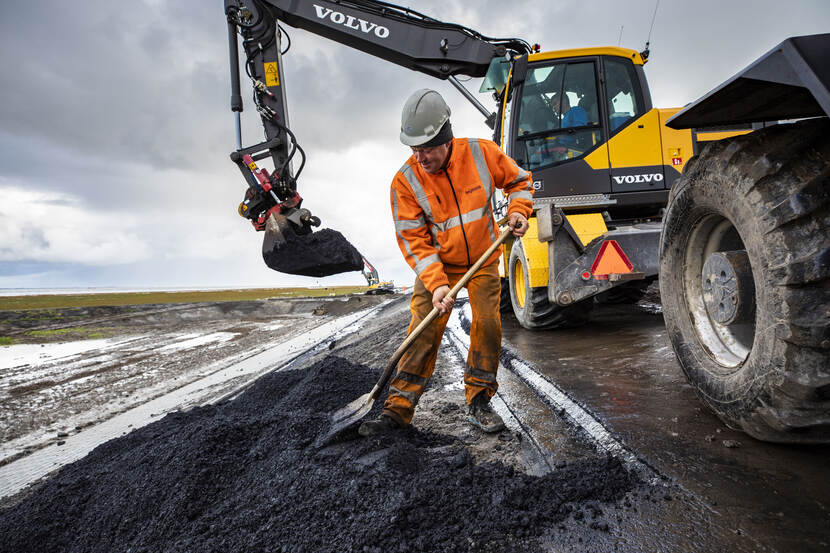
top-left (0, 336), bottom-right (15, 346)
top-left (0, 287), bottom-right (369, 311)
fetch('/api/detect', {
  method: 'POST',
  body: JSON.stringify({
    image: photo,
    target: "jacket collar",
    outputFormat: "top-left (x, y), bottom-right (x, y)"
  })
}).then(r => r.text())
top-left (443, 138), bottom-right (461, 171)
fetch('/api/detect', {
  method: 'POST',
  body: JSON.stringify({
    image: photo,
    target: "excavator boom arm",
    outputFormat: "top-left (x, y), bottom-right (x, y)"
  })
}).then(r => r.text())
top-left (254, 0), bottom-right (528, 79)
top-left (224, 0), bottom-right (529, 277)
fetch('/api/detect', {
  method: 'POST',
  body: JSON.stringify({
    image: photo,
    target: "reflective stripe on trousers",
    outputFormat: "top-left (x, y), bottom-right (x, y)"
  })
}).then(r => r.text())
top-left (382, 263), bottom-right (501, 426)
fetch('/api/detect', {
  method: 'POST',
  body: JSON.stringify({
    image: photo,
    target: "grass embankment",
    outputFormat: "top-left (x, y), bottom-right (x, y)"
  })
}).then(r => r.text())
top-left (1, 325), bottom-right (126, 346)
top-left (0, 287), bottom-right (369, 345)
top-left (0, 287), bottom-right (368, 311)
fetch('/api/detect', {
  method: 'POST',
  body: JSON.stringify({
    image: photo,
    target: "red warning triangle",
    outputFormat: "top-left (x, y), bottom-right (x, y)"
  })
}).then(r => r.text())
top-left (591, 240), bottom-right (633, 280)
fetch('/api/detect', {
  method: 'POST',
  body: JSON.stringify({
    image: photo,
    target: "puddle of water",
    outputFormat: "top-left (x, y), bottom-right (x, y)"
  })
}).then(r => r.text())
top-left (157, 332), bottom-right (238, 353)
top-left (0, 339), bottom-right (121, 370)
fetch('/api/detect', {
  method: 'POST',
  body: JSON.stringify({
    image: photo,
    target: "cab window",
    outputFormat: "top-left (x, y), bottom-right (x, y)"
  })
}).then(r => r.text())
top-left (514, 61), bottom-right (601, 170)
top-left (604, 57), bottom-right (643, 133)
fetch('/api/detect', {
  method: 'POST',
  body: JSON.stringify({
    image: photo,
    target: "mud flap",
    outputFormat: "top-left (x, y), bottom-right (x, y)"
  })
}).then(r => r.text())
top-left (262, 213), bottom-right (364, 277)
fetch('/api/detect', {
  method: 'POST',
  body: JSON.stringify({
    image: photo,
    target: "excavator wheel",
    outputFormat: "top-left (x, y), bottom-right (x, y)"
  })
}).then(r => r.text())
top-left (659, 118), bottom-right (830, 443)
top-left (508, 239), bottom-right (593, 329)
top-left (499, 278), bottom-right (514, 315)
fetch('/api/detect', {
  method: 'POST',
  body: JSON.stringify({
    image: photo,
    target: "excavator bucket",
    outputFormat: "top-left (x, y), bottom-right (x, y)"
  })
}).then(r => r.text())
top-left (261, 213), bottom-right (364, 277)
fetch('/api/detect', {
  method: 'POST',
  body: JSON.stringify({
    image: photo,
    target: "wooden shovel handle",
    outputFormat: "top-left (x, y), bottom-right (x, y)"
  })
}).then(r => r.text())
top-left (367, 227), bottom-right (513, 402)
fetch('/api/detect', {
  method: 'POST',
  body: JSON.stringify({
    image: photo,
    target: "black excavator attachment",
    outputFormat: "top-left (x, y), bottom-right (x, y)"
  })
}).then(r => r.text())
top-left (226, 2), bottom-right (367, 279)
top-left (235, 153), bottom-right (363, 278)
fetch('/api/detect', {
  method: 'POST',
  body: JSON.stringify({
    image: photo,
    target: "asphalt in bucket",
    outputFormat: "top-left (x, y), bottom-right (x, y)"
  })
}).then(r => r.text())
top-left (0, 352), bottom-right (640, 553)
top-left (262, 227), bottom-right (364, 277)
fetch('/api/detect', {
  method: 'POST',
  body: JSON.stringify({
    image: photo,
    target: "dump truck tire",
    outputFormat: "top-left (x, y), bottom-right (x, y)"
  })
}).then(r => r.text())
top-left (659, 118), bottom-right (830, 443)
top-left (508, 240), bottom-right (593, 329)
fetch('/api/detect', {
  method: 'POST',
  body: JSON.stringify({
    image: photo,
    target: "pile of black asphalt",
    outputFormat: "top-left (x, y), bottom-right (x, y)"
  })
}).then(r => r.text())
top-left (0, 348), bottom-right (640, 552)
top-left (262, 226), bottom-right (364, 277)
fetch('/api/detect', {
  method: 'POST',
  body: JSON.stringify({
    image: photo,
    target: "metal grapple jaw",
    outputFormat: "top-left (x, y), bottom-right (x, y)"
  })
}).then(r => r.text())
top-left (235, 153), bottom-right (363, 277)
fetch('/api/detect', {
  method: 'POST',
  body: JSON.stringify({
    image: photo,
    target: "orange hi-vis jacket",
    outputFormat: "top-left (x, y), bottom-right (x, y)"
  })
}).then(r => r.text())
top-left (390, 137), bottom-right (534, 292)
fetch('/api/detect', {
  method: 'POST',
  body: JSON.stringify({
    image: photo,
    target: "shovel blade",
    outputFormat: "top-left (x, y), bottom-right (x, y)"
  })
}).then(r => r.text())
top-left (331, 392), bottom-right (374, 425)
top-left (262, 213), bottom-right (364, 277)
top-left (316, 393), bottom-right (375, 447)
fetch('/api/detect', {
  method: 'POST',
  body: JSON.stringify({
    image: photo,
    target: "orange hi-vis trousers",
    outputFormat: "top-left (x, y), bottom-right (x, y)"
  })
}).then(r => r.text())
top-left (382, 263), bottom-right (501, 426)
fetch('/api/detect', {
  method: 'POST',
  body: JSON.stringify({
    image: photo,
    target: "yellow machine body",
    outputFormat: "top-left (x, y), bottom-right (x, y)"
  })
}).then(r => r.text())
top-left (495, 45), bottom-right (748, 302)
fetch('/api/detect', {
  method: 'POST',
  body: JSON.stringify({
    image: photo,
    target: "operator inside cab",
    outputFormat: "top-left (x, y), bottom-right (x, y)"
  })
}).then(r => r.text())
top-left (358, 89), bottom-right (534, 437)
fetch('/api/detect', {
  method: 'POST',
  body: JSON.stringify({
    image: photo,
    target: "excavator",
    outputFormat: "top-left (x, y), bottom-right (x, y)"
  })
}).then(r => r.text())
top-left (224, 0), bottom-right (830, 442)
top-left (361, 257), bottom-right (395, 295)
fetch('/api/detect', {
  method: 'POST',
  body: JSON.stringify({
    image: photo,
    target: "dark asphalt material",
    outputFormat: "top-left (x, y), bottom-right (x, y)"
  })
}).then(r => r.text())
top-left (262, 227), bottom-right (363, 277)
top-left (0, 352), bottom-right (640, 552)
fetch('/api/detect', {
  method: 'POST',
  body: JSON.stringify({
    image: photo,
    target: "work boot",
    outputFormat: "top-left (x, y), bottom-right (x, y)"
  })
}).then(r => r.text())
top-left (468, 394), bottom-right (505, 433)
top-left (358, 414), bottom-right (400, 437)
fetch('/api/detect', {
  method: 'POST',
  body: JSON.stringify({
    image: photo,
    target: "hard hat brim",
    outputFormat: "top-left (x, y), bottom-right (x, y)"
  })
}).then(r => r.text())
top-left (400, 130), bottom-right (434, 147)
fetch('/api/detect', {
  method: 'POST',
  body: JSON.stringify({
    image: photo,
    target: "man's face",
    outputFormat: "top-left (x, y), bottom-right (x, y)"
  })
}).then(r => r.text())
top-left (411, 142), bottom-right (451, 174)
top-left (552, 93), bottom-right (570, 117)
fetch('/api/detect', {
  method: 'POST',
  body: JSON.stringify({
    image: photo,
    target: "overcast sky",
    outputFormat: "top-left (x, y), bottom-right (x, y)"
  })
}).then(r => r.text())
top-left (1, 1), bottom-right (828, 291)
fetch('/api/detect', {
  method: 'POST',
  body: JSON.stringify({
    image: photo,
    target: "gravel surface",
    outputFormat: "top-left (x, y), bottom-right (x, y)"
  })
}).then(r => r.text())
top-left (0, 296), bottom-right (645, 552)
top-left (0, 351), bottom-right (637, 553)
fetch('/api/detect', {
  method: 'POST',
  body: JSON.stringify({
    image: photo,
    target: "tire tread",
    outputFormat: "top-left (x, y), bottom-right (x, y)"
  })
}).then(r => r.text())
top-left (660, 118), bottom-right (830, 443)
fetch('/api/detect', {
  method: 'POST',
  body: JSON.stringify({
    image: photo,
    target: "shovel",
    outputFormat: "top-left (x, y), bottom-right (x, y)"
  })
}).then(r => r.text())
top-left (324, 226), bottom-right (513, 441)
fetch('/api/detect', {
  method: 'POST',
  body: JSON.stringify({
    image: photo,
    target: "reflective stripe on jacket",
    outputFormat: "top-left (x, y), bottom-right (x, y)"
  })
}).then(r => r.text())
top-left (390, 137), bottom-right (534, 292)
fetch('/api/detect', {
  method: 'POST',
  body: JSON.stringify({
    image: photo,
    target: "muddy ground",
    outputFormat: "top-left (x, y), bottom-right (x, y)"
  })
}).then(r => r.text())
top-left (0, 296), bottom-right (384, 461)
top-left (0, 293), bottom-right (661, 552)
top-left (1, 291), bottom-right (826, 551)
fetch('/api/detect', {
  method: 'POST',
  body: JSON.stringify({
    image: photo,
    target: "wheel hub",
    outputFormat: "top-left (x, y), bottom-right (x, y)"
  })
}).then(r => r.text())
top-left (701, 250), bottom-right (755, 325)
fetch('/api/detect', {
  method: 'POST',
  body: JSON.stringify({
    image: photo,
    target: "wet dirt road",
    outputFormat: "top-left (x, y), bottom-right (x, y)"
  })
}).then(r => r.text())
top-left (1, 293), bottom-right (828, 552)
top-left (501, 301), bottom-right (830, 553)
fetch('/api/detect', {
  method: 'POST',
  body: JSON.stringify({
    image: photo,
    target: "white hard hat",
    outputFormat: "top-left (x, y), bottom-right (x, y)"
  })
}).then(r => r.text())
top-left (400, 89), bottom-right (452, 147)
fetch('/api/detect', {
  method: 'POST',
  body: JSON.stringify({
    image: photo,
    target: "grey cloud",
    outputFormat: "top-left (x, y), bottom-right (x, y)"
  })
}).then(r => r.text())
top-left (0, 0), bottom-right (231, 172)
top-left (0, 229), bottom-right (50, 262)
top-left (0, 131), bottom-right (242, 211)
top-left (0, 261), bottom-right (76, 278)
top-left (1, 0), bottom-right (829, 289)
top-left (3, 0), bottom-right (829, 175)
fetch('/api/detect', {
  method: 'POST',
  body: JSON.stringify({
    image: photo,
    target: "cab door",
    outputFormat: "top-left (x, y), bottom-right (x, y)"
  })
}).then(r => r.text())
top-left (602, 56), bottom-right (666, 192)
top-left (505, 57), bottom-right (611, 202)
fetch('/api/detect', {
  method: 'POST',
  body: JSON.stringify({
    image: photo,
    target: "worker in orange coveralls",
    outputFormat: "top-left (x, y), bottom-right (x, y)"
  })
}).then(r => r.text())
top-left (359, 89), bottom-right (533, 436)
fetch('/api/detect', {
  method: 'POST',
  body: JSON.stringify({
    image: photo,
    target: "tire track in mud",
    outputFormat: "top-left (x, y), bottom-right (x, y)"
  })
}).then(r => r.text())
top-left (460, 302), bottom-right (767, 552)
top-left (447, 302), bottom-right (659, 484)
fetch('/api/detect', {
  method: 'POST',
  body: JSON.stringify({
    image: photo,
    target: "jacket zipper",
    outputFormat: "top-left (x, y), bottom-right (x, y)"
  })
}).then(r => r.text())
top-left (444, 169), bottom-right (472, 266)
